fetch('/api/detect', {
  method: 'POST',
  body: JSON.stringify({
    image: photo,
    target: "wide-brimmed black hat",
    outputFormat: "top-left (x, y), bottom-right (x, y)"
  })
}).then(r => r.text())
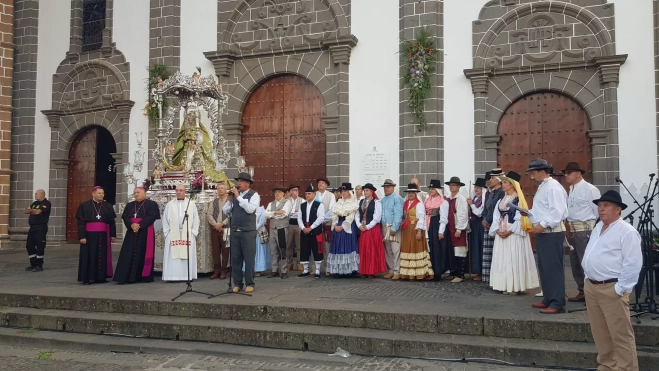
top-left (304, 183), bottom-right (314, 193)
top-left (316, 177), bottom-right (330, 186)
top-left (491, 168), bottom-right (504, 177)
top-left (445, 176), bottom-right (465, 187)
top-left (287, 184), bottom-right (300, 191)
top-left (485, 171), bottom-right (492, 180)
top-left (593, 190), bottom-right (627, 210)
top-left (331, 188), bottom-right (340, 193)
top-left (428, 179), bottom-right (443, 189)
top-left (340, 182), bottom-right (353, 191)
top-left (404, 183), bottom-right (420, 192)
top-left (562, 162), bottom-right (586, 174)
top-left (271, 185), bottom-right (288, 193)
top-left (526, 158), bottom-right (552, 173)
top-left (363, 183), bottom-right (377, 192)
top-left (235, 172), bottom-right (254, 184)
top-left (501, 171), bottom-right (521, 183)
top-left (381, 179), bottom-right (396, 187)
top-left (474, 178), bottom-right (487, 188)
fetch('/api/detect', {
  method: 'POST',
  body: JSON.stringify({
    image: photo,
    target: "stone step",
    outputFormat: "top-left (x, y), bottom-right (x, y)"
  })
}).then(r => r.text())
top-left (1, 306), bottom-right (658, 369)
top-left (1, 293), bottom-right (658, 346)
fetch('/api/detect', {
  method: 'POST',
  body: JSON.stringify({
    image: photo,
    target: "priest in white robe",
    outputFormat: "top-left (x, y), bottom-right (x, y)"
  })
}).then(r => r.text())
top-left (162, 184), bottom-right (200, 281)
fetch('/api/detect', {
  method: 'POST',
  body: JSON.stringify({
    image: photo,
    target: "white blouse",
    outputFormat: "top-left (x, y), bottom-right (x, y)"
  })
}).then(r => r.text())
top-left (331, 198), bottom-right (359, 234)
top-left (489, 195), bottom-right (525, 237)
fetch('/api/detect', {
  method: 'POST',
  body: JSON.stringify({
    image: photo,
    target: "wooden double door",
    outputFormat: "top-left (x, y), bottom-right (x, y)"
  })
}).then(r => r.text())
top-left (497, 92), bottom-right (592, 205)
top-left (241, 75), bottom-right (326, 206)
top-left (66, 126), bottom-right (117, 242)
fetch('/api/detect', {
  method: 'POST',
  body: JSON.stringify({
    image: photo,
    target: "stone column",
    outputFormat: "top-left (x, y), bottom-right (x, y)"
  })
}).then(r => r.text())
top-left (0, 0), bottom-right (14, 248)
top-left (328, 44), bottom-right (353, 185)
top-left (114, 101), bottom-right (134, 232)
top-left (69, 0), bottom-right (83, 55)
top-left (43, 111), bottom-right (67, 242)
top-left (467, 74), bottom-right (495, 177)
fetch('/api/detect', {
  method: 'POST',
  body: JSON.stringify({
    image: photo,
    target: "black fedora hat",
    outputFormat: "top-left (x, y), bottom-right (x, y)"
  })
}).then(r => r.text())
top-left (404, 183), bottom-right (420, 192)
top-left (593, 190), bottom-right (627, 210)
top-left (234, 172), bottom-right (254, 184)
top-left (428, 179), bottom-right (443, 189)
top-left (562, 162), bottom-right (586, 174)
top-left (363, 183), bottom-right (377, 192)
top-left (501, 171), bottom-right (521, 183)
top-left (445, 176), bottom-right (465, 187)
top-left (474, 178), bottom-right (487, 188)
top-left (484, 171), bottom-right (492, 180)
top-left (526, 158), bottom-right (552, 173)
top-left (271, 185), bottom-right (288, 193)
top-left (304, 183), bottom-right (315, 193)
top-left (340, 182), bottom-right (353, 191)
top-left (316, 177), bottom-right (330, 186)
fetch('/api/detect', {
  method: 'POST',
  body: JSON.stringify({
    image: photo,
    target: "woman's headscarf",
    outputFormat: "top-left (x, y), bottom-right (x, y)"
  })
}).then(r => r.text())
top-left (502, 178), bottom-right (532, 232)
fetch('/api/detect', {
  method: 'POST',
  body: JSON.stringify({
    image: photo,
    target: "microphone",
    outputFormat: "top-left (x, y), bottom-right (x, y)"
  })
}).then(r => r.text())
top-left (650, 173), bottom-right (656, 179)
top-left (615, 176), bottom-right (621, 183)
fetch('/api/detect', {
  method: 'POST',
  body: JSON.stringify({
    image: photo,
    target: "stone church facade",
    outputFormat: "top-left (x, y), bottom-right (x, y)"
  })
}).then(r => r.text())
top-left (7, 0), bottom-right (658, 244)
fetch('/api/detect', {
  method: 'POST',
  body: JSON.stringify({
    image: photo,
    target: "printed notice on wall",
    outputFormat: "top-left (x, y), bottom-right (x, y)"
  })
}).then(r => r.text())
top-left (361, 145), bottom-right (390, 186)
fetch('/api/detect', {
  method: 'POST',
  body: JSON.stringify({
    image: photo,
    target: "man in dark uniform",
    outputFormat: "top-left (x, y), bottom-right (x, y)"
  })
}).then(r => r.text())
top-left (24, 189), bottom-right (51, 272)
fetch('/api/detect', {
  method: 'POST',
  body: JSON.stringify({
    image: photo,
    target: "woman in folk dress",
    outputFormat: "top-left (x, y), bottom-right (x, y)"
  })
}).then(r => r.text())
top-left (327, 183), bottom-right (360, 275)
top-left (488, 171), bottom-right (539, 295)
top-left (399, 183), bottom-right (434, 280)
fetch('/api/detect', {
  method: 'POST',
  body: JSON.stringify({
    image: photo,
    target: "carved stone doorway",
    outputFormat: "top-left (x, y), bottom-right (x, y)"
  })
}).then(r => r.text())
top-left (497, 92), bottom-right (592, 206)
top-left (241, 75), bottom-right (326, 206)
top-left (66, 126), bottom-right (117, 242)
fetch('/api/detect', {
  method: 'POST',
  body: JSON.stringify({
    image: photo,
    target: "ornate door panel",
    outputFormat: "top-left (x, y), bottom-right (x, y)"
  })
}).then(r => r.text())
top-left (242, 75), bottom-right (325, 206)
top-left (497, 92), bottom-right (592, 206)
top-left (66, 128), bottom-right (98, 242)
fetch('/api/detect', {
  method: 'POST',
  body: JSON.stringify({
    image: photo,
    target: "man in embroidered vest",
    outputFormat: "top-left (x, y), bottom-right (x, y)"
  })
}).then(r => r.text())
top-left (223, 172), bottom-right (261, 293)
top-left (162, 184), bottom-right (200, 282)
top-left (314, 177), bottom-right (335, 276)
top-left (298, 183), bottom-right (325, 278)
top-left (266, 186), bottom-right (292, 278)
top-left (206, 183), bottom-right (230, 279)
top-left (286, 184), bottom-right (303, 271)
top-left (380, 179), bottom-right (404, 280)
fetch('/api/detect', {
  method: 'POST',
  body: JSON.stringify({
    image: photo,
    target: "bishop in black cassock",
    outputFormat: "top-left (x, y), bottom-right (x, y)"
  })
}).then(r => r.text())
top-left (76, 186), bottom-right (117, 284)
top-left (113, 187), bottom-right (161, 284)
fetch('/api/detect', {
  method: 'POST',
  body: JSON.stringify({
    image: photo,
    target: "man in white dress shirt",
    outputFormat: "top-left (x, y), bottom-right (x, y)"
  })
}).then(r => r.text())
top-left (525, 159), bottom-right (568, 314)
top-left (315, 177), bottom-right (335, 276)
top-left (563, 162), bottom-right (601, 303)
top-left (582, 190), bottom-right (642, 371)
top-left (162, 184), bottom-right (200, 281)
top-left (298, 184), bottom-right (325, 278)
top-left (222, 172), bottom-right (261, 293)
top-left (265, 186), bottom-right (292, 279)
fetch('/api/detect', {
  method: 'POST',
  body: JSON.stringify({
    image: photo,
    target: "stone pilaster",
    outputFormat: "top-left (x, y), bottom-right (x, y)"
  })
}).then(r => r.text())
top-left (0, 0), bottom-right (14, 247)
top-left (398, 0), bottom-right (444, 188)
top-left (10, 0), bottom-right (37, 245)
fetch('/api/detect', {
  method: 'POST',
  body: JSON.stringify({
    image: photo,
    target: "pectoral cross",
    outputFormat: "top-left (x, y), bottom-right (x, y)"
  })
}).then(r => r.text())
top-left (96, 214), bottom-right (101, 220)
top-left (134, 213), bottom-right (138, 218)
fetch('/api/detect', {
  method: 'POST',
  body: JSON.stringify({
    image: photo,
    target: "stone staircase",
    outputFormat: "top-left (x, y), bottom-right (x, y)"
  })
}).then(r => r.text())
top-left (0, 293), bottom-right (657, 369)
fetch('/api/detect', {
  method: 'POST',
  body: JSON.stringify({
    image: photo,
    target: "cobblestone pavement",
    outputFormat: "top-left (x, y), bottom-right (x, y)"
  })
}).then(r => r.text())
top-left (0, 345), bottom-right (559, 371)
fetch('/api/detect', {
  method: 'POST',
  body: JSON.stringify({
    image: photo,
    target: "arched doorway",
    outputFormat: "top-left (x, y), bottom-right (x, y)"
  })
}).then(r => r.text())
top-left (66, 126), bottom-right (117, 242)
top-left (497, 92), bottom-right (592, 205)
top-left (241, 75), bottom-right (326, 206)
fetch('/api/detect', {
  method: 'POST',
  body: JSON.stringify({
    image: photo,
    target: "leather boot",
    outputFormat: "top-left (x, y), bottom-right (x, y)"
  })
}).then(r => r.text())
top-left (210, 270), bottom-right (220, 280)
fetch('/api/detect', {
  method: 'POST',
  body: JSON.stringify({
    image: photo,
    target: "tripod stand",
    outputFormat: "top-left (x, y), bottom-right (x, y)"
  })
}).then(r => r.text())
top-left (171, 196), bottom-right (213, 301)
top-left (618, 175), bottom-right (659, 321)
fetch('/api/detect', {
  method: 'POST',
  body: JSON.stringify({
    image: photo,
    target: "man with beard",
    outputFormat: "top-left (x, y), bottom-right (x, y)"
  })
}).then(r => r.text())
top-left (113, 187), bottom-right (161, 284)
top-left (76, 186), bottom-right (116, 285)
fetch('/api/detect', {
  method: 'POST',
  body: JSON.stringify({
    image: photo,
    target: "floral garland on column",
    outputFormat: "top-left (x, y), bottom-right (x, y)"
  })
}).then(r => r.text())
top-left (143, 64), bottom-right (171, 129)
top-left (401, 28), bottom-right (437, 131)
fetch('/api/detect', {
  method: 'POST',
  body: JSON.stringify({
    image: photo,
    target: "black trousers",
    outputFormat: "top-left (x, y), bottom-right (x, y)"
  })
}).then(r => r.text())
top-left (300, 233), bottom-right (323, 262)
top-left (26, 224), bottom-right (48, 266)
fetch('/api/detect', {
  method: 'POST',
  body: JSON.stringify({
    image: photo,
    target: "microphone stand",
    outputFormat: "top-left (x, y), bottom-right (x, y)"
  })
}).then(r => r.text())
top-left (172, 193), bottom-right (213, 301)
top-left (209, 190), bottom-right (252, 299)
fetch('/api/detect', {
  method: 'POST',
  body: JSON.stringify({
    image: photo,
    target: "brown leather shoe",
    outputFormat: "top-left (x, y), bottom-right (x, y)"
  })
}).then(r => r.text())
top-left (391, 274), bottom-right (400, 280)
top-left (383, 273), bottom-right (394, 279)
top-left (219, 273), bottom-right (227, 280)
top-left (539, 307), bottom-right (560, 314)
top-left (532, 302), bottom-right (548, 309)
top-left (210, 271), bottom-right (220, 280)
top-left (287, 264), bottom-right (293, 271)
top-left (281, 273), bottom-right (288, 279)
top-left (297, 264), bottom-right (303, 271)
top-left (472, 275), bottom-right (482, 281)
top-left (269, 272), bottom-right (280, 278)
top-left (568, 293), bottom-right (586, 302)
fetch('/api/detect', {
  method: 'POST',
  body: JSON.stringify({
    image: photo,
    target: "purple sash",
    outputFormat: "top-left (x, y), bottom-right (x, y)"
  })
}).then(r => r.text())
top-left (132, 218), bottom-right (155, 278)
top-left (86, 222), bottom-right (113, 276)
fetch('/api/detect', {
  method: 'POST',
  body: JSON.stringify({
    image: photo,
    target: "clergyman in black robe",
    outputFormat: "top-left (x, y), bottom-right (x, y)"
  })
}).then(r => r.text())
top-left (77, 186), bottom-right (117, 284)
top-left (113, 187), bottom-right (161, 284)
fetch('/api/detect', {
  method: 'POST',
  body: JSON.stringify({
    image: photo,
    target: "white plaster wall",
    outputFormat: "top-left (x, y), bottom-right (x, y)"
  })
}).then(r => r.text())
top-left (34, 1), bottom-right (70, 194)
top-left (349, 0), bottom-right (399, 189)
top-left (114, 0), bottom-right (150, 195)
top-left (443, 0), bottom-right (483, 189)
top-left (181, 0), bottom-right (217, 139)
top-left (609, 0), bottom-right (657, 197)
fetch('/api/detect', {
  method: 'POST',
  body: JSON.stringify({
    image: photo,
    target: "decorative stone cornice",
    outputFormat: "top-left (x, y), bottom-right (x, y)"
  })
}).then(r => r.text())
top-left (204, 50), bottom-right (237, 77)
top-left (469, 76), bottom-right (490, 95)
top-left (587, 129), bottom-right (612, 145)
top-left (481, 135), bottom-right (502, 149)
top-left (329, 45), bottom-right (352, 65)
top-left (110, 152), bottom-right (123, 163)
top-left (41, 109), bottom-right (65, 129)
top-left (321, 116), bottom-right (339, 132)
top-left (594, 55), bottom-right (627, 85)
top-left (51, 158), bottom-right (71, 169)
top-left (113, 100), bottom-right (135, 120)
top-left (223, 122), bottom-right (245, 137)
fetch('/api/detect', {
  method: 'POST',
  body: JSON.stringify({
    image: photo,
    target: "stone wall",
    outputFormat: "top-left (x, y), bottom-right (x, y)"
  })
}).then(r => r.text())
top-left (0, 0), bottom-right (13, 248)
top-left (398, 0), bottom-right (444, 188)
top-left (9, 0), bottom-right (33, 245)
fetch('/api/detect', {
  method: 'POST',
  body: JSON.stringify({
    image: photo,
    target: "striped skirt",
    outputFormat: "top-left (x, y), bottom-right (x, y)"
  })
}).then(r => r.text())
top-left (482, 230), bottom-right (494, 283)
